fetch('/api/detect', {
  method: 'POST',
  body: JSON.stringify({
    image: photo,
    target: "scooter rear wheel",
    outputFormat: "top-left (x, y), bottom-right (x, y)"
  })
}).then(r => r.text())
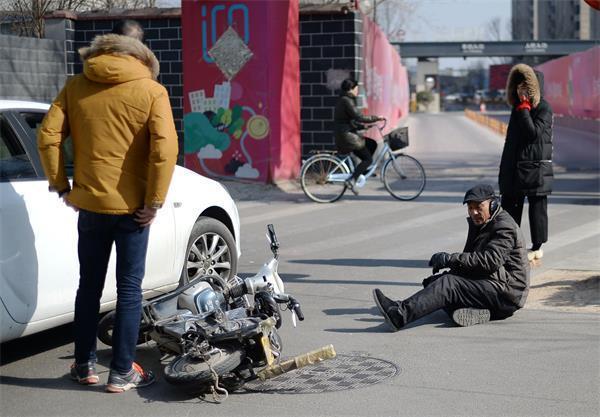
top-left (97, 310), bottom-right (148, 346)
top-left (164, 344), bottom-right (244, 385)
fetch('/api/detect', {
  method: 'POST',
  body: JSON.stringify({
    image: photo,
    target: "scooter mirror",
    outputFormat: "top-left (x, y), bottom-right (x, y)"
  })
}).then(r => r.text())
top-left (267, 224), bottom-right (280, 253)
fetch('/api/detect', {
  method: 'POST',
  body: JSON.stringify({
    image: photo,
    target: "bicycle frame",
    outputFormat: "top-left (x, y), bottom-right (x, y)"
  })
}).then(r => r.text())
top-left (327, 122), bottom-right (401, 184)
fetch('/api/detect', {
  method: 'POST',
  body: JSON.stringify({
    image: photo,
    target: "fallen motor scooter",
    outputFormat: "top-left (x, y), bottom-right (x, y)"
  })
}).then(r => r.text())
top-left (97, 224), bottom-right (335, 400)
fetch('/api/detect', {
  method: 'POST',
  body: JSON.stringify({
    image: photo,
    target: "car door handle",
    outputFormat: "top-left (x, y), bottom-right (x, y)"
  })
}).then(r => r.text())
top-left (173, 202), bottom-right (182, 208)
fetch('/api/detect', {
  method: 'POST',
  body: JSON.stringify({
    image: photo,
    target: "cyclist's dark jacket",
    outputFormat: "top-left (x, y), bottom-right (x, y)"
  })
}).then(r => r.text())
top-left (333, 92), bottom-right (379, 153)
top-left (447, 208), bottom-right (530, 308)
top-left (499, 65), bottom-right (553, 197)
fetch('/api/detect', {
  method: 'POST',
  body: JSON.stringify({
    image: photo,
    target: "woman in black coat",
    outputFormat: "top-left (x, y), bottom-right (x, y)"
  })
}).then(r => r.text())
top-left (498, 64), bottom-right (554, 261)
top-left (333, 79), bottom-right (383, 193)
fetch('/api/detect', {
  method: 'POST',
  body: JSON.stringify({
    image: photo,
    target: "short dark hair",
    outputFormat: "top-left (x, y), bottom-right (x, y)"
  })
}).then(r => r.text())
top-left (341, 78), bottom-right (358, 92)
top-left (111, 19), bottom-right (144, 41)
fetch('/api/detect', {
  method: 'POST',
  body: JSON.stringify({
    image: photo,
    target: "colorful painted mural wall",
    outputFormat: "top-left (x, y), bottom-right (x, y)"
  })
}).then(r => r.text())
top-left (182, 0), bottom-right (300, 182)
top-left (536, 46), bottom-right (599, 120)
top-left (361, 11), bottom-right (409, 134)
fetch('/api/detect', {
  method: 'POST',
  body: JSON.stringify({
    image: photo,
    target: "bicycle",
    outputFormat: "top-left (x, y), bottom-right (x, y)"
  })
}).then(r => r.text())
top-left (300, 120), bottom-right (426, 203)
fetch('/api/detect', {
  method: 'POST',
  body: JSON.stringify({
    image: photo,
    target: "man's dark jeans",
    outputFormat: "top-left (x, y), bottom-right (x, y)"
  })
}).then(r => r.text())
top-left (74, 209), bottom-right (150, 374)
top-left (395, 273), bottom-right (520, 326)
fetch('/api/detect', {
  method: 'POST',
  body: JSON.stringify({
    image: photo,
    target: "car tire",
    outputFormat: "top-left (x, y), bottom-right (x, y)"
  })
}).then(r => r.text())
top-left (180, 217), bottom-right (238, 286)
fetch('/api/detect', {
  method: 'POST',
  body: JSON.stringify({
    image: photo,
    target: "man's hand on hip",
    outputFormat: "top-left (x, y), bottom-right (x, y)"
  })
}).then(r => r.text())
top-left (134, 205), bottom-right (158, 227)
top-left (60, 192), bottom-right (78, 212)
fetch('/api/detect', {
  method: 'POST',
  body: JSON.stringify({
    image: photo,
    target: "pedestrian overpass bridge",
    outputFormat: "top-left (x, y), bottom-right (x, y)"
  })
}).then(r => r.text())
top-left (391, 40), bottom-right (598, 58)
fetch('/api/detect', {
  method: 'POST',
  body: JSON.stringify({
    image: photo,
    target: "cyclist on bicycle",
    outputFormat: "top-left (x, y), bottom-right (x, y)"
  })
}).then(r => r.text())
top-left (333, 78), bottom-right (384, 194)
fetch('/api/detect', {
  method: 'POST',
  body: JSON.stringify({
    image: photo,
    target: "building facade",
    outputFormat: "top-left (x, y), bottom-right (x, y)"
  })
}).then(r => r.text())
top-left (512, 0), bottom-right (600, 41)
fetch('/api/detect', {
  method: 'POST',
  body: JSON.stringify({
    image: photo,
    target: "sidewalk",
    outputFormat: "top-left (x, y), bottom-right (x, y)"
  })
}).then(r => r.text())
top-left (220, 178), bottom-right (304, 204)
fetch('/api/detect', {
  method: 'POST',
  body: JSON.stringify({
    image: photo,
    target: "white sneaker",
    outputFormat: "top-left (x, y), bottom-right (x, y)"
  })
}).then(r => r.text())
top-left (356, 175), bottom-right (366, 188)
top-left (452, 308), bottom-right (491, 327)
top-left (527, 249), bottom-right (544, 261)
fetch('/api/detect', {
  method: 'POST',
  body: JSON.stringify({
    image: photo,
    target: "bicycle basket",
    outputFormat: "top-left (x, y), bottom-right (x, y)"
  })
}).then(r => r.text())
top-left (386, 126), bottom-right (409, 151)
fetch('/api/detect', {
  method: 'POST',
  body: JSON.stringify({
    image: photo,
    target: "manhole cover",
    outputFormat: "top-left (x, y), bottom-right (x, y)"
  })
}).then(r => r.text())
top-left (244, 354), bottom-right (399, 394)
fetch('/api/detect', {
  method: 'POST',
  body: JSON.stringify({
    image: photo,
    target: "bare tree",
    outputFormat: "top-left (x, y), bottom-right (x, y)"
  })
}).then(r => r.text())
top-left (487, 17), bottom-right (503, 41)
top-left (485, 16), bottom-right (511, 64)
top-left (0, 0), bottom-right (157, 38)
top-left (360, 0), bottom-right (418, 42)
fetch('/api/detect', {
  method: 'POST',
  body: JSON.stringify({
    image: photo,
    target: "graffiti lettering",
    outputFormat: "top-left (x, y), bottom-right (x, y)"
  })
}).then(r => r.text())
top-left (201, 3), bottom-right (250, 63)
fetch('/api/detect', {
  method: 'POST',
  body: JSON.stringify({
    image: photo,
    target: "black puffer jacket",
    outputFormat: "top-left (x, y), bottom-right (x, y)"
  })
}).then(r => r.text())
top-left (333, 93), bottom-right (379, 153)
top-left (448, 208), bottom-right (530, 308)
top-left (499, 64), bottom-right (554, 196)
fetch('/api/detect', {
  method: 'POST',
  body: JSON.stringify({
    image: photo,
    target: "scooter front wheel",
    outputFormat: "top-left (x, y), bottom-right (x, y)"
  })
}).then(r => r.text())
top-left (164, 344), bottom-right (244, 385)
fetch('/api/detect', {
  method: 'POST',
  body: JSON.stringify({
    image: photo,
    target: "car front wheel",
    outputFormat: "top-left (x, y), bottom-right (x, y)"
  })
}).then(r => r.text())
top-left (181, 216), bottom-right (237, 285)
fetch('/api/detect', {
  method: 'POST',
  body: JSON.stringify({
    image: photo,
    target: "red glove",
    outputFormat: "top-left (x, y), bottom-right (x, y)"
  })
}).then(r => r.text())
top-left (516, 99), bottom-right (531, 111)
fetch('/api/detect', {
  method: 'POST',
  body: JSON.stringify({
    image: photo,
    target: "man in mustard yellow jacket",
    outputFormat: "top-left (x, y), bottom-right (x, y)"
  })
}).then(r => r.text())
top-left (37, 21), bottom-right (178, 393)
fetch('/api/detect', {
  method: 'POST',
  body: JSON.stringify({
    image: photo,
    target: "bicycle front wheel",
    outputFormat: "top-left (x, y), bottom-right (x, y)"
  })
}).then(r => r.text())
top-left (383, 154), bottom-right (426, 201)
top-left (301, 154), bottom-right (349, 203)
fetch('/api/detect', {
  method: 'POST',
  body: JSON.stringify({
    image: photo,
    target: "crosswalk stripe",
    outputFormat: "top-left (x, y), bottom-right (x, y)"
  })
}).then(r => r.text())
top-left (284, 206), bottom-right (466, 256)
top-left (544, 219), bottom-right (600, 255)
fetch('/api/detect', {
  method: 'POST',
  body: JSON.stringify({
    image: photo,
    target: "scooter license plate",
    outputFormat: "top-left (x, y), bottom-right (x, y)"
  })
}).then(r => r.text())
top-left (260, 334), bottom-right (275, 365)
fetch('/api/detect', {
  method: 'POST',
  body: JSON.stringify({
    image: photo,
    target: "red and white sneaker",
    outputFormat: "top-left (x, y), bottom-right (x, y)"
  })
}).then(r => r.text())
top-left (70, 361), bottom-right (99, 385)
top-left (105, 362), bottom-right (155, 393)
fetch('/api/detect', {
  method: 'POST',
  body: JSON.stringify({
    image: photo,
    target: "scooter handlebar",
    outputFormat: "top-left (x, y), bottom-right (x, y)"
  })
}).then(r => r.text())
top-left (288, 296), bottom-right (304, 321)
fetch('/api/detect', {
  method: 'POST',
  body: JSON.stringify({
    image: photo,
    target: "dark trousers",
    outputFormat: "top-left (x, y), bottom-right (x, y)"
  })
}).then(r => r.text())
top-left (501, 194), bottom-right (548, 246)
top-left (74, 210), bottom-right (150, 374)
top-left (351, 138), bottom-right (377, 180)
top-left (394, 273), bottom-right (519, 326)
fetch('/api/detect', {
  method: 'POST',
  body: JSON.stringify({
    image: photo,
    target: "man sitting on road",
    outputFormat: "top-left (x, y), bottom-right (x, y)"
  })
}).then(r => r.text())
top-left (373, 184), bottom-right (530, 330)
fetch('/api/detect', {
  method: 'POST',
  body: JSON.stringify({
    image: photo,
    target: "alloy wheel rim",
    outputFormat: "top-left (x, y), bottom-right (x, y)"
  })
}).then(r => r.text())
top-left (186, 232), bottom-right (232, 282)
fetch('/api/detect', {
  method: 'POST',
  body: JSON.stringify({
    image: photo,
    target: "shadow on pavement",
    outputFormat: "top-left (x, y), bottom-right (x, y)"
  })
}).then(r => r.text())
top-left (279, 273), bottom-right (421, 287)
top-left (529, 275), bottom-right (600, 310)
top-left (289, 258), bottom-right (429, 268)
top-left (325, 310), bottom-right (454, 333)
top-left (0, 374), bottom-right (107, 392)
top-left (323, 306), bottom-right (380, 316)
top-left (0, 322), bottom-right (74, 365)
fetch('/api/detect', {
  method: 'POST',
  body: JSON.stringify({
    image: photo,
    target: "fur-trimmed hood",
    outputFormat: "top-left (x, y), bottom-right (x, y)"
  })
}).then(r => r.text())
top-left (506, 63), bottom-right (541, 108)
top-left (79, 34), bottom-right (160, 83)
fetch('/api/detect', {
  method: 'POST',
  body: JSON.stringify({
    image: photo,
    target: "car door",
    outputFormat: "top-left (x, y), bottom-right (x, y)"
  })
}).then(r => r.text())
top-left (23, 109), bottom-right (179, 291)
top-left (0, 110), bottom-right (83, 324)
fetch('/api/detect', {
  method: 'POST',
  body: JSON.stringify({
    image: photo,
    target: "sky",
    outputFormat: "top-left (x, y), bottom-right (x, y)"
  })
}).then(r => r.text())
top-left (390, 0), bottom-right (512, 70)
top-left (402, 0), bottom-right (511, 43)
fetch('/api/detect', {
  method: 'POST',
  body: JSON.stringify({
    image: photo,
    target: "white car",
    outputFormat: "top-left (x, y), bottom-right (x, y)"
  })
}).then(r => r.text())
top-left (0, 100), bottom-right (241, 342)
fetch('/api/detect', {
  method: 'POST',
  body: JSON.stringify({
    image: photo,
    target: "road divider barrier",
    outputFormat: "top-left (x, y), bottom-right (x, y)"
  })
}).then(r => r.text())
top-left (464, 109), bottom-right (508, 137)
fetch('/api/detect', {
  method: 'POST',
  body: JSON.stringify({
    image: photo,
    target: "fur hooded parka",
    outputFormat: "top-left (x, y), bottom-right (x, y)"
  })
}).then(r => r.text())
top-left (499, 64), bottom-right (554, 197)
top-left (38, 34), bottom-right (178, 213)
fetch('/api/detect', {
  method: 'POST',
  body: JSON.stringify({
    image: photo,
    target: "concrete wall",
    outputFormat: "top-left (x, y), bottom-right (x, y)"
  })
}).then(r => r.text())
top-left (0, 34), bottom-right (66, 103)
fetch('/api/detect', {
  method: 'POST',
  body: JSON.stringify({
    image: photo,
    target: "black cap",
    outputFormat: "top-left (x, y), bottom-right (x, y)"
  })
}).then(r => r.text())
top-left (463, 184), bottom-right (496, 204)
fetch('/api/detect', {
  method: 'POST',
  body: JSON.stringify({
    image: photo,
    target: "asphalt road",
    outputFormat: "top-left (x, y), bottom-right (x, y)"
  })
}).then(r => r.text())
top-left (484, 110), bottom-right (600, 171)
top-left (1, 113), bottom-right (599, 417)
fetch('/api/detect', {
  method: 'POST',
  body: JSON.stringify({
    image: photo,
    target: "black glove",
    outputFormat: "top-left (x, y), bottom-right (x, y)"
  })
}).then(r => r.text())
top-left (428, 252), bottom-right (451, 274)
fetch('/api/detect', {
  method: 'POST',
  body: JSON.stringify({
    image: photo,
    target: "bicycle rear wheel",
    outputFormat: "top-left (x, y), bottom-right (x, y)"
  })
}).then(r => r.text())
top-left (301, 154), bottom-right (349, 203)
top-left (382, 154), bottom-right (426, 201)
